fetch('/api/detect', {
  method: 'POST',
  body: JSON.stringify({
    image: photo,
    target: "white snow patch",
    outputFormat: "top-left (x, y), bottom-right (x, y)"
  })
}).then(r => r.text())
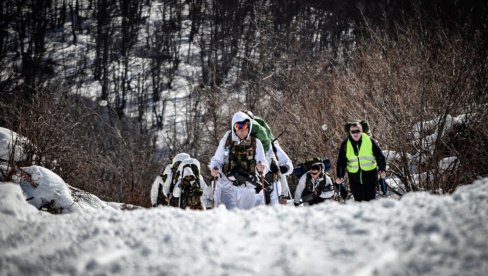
top-left (0, 178), bottom-right (487, 275)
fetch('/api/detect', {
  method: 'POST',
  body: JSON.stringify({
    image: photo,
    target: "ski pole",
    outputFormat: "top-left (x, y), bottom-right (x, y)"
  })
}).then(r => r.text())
top-left (212, 175), bottom-right (216, 208)
top-left (379, 177), bottom-right (387, 196)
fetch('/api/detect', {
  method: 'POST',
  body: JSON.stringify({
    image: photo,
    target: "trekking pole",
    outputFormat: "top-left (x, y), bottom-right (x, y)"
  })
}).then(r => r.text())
top-left (212, 175), bottom-right (216, 208)
top-left (259, 171), bottom-right (271, 205)
top-left (379, 177), bottom-right (388, 196)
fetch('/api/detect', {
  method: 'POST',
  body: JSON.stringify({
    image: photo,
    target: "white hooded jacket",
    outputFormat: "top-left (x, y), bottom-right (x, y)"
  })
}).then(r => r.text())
top-left (210, 111), bottom-right (269, 175)
top-left (162, 153), bottom-right (191, 197)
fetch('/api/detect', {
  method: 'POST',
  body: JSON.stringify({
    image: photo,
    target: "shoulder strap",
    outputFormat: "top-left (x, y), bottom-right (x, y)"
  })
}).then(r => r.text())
top-left (225, 131), bottom-right (233, 148)
top-left (272, 142), bottom-right (279, 162)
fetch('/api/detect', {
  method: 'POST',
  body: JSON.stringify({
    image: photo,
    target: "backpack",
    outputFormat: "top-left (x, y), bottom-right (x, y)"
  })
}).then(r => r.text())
top-left (344, 120), bottom-right (370, 135)
top-left (250, 116), bottom-right (274, 153)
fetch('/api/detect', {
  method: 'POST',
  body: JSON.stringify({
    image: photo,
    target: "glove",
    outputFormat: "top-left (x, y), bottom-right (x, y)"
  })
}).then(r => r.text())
top-left (270, 163), bottom-right (279, 173)
top-left (194, 189), bottom-right (203, 197)
top-left (279, 165), bottom-right (289, 174)
top-left (255, 183), bottom-right (263, 194)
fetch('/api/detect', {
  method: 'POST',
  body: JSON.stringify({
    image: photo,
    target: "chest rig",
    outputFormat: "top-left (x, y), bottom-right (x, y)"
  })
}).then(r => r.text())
top-left (302, 173), bottom-right (331, 197)
top-left (223, 133), bottom-right (257, 175)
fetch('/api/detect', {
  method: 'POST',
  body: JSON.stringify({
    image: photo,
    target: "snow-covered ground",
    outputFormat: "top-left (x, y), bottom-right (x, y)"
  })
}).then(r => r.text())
top-left (1, 178), bottom-right (487, 275)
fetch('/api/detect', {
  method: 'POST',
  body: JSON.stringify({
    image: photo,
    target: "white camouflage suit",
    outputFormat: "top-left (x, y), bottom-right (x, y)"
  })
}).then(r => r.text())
top-left (210, 112), bottom-right (269, 210)
top-left (255, 142), bottom-right (294, 206)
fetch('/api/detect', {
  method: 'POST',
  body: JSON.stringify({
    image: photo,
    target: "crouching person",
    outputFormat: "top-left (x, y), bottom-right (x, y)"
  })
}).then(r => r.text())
top-left (210, 111), bottom-right (268, 210)
top-left (294, 163), bottom-right (334, 206)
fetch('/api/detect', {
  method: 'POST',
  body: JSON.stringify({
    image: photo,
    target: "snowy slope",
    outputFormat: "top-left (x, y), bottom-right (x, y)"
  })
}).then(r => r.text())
top-left (1, 179), bottom-right (487, 276)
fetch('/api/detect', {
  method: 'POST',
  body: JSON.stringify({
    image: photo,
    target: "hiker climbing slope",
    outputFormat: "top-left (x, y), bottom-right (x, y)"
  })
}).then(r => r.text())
top-left (336, 120), bottom-right (386, 201)
top-left (243, 111), bottom-right (293, 205)
top-left (210, 111), bottom-right (268, 210)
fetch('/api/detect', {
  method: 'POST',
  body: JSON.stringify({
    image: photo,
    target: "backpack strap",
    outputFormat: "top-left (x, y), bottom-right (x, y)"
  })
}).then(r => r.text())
top-left (225, 131), bottom-right (233, 148)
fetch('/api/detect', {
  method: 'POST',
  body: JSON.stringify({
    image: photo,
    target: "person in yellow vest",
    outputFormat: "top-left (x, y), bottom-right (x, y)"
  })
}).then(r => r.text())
top-left (335, 121), bottom-right (386, 201)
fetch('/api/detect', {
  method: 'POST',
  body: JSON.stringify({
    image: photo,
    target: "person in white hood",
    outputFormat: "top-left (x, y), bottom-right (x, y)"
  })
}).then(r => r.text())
top-left (150, 164), bottom-right (172, 207)
top-left (210, 111), bottom-right (268, 210)
top-left (173, 167), bottom-right (209, 210)
top-left (162, 153), bottom-right (190, 206)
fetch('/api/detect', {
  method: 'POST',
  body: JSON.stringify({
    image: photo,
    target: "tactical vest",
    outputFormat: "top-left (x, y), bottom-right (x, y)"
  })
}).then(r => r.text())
top-left (302, 173), bottom-right (331, 197)
top-left (179, 178), bottom-right (203, 210)
top-left (346, 133), bottom-right (377, 173)
top-left (222, 133), bottom-right (257, 175)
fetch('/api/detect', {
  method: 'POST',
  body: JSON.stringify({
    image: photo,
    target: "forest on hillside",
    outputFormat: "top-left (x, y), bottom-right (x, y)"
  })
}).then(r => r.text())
top-left (1, 0), bottom-right (487, 206)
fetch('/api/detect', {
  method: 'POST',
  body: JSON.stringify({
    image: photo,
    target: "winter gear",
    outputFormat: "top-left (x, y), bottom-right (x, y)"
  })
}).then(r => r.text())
top-left (360, 120), bottom-right (370, 135)
top-left (174, 176), bottom-right (204, 210)
top-left (336, 132), bottom-right (386, 202)
top-left (294, 172), bottom-right (334, 206)
top-left (172, 173), bottom-right (212, 210)
top-left (270, 163), bottom-right (279, 174)
top-left (250, 116), bottom-right (274, 153)
top-left (270, 142), bottom-right (293, 200)
top-left (243, 112), bottom-right (293, 203)
top-left (279, 165), bottom-right (289, 174)
top-left (334, 183), bottom-right (348, 200)
top-left (379, 177), bottom-right (388, 196)
top-left (346, 133), bottom-right (377, 173)
top-left (162, 153), bottom-right (191, 200)
top-left (151, 164), bottom-right (173, 207)
top-left (234, 120), bottom-right (250, 131)
top-left (210, 112), bottom-right (268, 210)
top-left (255, 183), bottom-right (263, 194)
top-left (222, 131), bottom-right (257, 176)
top-left (293, 158), bottom-right (331, 183)
top-left (165, 157), bottom-right (213, 209)
top-left (172, 153), bottom-right (191, 165)
top-left (339, 184), bottom-right (348, 200)
top-left (344, 120), bottom-right (369, 135)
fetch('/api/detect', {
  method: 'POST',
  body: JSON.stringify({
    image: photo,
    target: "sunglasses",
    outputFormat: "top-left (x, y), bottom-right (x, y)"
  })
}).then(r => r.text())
top-left (234, 121), bottom-right (249, 131)
top-left (350, 129), bottom-right (361, 134)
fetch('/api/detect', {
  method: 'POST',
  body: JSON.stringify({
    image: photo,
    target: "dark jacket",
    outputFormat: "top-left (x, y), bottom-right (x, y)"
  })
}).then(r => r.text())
top-left (336, 135), bottom-right (386, 183)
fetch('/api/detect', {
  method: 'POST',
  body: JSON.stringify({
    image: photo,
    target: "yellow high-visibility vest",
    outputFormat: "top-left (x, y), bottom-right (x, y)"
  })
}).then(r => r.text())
top-left (346, 133), bottom-right (377, 173)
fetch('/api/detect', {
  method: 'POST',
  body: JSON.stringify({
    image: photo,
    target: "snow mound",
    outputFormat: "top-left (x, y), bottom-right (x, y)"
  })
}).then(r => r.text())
top-left (69, 185), bottom-right (116, 212)
top-left (0, 178), bottom-right (487, 275)
top-left (0, 183), bottom-right (38, 219)
top-left (19, 165), bottom-right (80, 213)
